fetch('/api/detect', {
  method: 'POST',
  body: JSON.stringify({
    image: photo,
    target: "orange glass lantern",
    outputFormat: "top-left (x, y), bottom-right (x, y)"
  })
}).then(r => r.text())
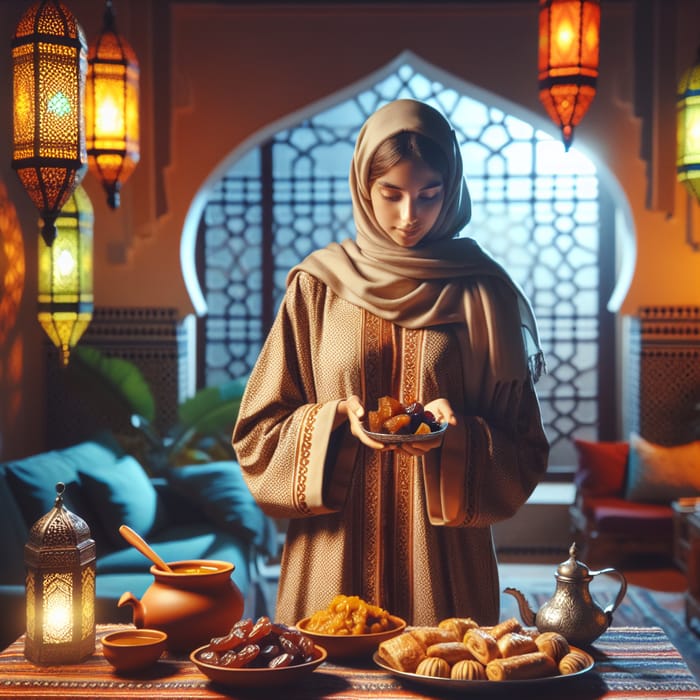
top-left (538, 0), bottom-right (600, 150)
top-left (86, 0), bottom-right (140, 209)
top-left (38, 185), bottom-right (94, 366)
top-left (11, 0), bottom-right (88, 246)
top-left (24, 482), bottom-right (96, 665)
top-left (0, 181), bottom-right (26, 347)
top-left (677, 48), bottom-right (700, 202)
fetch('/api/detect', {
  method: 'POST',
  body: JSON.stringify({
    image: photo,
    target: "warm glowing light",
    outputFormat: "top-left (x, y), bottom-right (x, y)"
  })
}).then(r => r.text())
top-left (556, 23), bottom-right (574, 51)
top-left (24, 483), bottom-right (96, 665)
top-left (538, 0), bottom-right (600, 150)
top-left (86, 0), bottom-right (140, 208)
top-left (11, 0), bottom-right (88, 246)
top-left (0, 181), bottom-right (25, 347)
top-left (44, 584), bottom-right (72, 642)
top-left (38, 185), bottom-right (94, 366)
top-left (677, 48), bottom-right (700, 202)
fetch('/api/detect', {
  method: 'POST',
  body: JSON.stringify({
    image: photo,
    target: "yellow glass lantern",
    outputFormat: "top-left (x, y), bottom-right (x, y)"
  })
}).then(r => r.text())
top-left (677, 48), bottom-right (700, 202)
top-left (38, 185), bottom-right (94, 366)
top-left (24, 482), bottom-right (96, 665)
top-left (538, 0), bottom-right (600, 150)
top-left (86, 0), bottom-right (140, 209)
top-left (11, 0), bottom-right (88, 247)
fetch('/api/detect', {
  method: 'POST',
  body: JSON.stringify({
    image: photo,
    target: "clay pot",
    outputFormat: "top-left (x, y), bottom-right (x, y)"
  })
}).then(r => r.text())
top-left (118, 559), bottom-right (244, 652)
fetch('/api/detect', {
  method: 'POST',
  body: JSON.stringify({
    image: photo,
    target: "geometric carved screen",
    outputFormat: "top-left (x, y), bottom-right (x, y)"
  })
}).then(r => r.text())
top-left (197, 61), bottom-right (612, 472)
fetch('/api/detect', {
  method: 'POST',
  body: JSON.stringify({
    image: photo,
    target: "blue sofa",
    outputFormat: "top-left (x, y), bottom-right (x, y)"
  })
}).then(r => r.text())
top-left (0, 434), bottom-right (277, 649)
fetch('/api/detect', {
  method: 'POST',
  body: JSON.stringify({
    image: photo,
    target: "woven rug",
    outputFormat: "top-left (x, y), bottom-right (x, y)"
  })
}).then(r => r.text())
top-left (0, 625), bottom-right (698, 698)
top-left (513, 585), bottom-right (700, 683)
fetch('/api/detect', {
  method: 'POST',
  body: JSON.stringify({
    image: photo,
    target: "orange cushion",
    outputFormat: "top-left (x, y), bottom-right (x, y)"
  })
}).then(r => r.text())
top-left (573, 439), bottom-right (629, 498)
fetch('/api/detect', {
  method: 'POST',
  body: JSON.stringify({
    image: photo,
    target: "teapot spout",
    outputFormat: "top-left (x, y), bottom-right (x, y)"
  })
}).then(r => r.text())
top-left (118, 591), bottom-right (146, 628)
top-left (503, 586), bottom-right (537, 627)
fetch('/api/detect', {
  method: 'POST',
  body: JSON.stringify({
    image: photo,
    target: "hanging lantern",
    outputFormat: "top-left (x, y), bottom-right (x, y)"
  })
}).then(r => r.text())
top-left (538, 0), bottom-right (601, 150)
top-left (38, 185), bottom-right (94, 367)
top-left (11, 0), bottom-right (88, 247)
top-left (24, 482), bottom-right (96, 665)
top-left (0, 181), bottom-right (26, 347)
top-left (86, 0), bottom-right (140, 209)
top-left (677, 48), bottom-right (700, 202)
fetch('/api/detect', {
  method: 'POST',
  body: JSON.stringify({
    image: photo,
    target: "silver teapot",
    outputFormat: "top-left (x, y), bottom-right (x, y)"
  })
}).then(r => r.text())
top-left (503, 543), bottom-right (627, 647)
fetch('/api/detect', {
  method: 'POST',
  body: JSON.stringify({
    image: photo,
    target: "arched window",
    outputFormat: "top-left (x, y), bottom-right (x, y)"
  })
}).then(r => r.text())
top-left (194, 55), bottom-right (617, 474)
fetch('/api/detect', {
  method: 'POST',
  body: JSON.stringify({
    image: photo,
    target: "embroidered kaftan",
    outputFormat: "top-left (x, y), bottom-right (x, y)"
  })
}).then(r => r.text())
top-left (232, 271), bottom-right (549, 627)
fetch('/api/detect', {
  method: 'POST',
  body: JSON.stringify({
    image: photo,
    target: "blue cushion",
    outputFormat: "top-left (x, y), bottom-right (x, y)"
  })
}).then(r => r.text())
top-left (6, 451), bottom-right (95, 528)
top-left (165, 462), bottom-right (270, 550)
top-left (59, 434), bottom-right (125, 473)
top-left (4, 436), bottom-right (124, 525)
top-left (0, 478), bottom-right (29, 584)
top-left (79, 455), bottom-right (169, 548)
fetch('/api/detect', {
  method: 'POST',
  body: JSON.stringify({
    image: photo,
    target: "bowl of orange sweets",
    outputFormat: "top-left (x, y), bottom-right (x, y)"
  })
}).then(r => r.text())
top-left (362, 396), bottom-right (447, 444)
top-left (296, 595), bottom-right (406, 659)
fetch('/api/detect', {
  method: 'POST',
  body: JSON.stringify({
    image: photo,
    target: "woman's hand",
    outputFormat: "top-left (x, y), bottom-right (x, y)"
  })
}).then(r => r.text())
top-left (338, 395), bottom-right (387, 450)
top-left (339, 395), bottom-right (457, 455)
top-left (398, 398), bottom-right (457, 456)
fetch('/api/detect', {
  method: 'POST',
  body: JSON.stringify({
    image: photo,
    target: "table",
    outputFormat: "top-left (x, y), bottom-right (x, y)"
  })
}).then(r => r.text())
top-left (0, 625), bottom-right (698, 699)
top-left (672, 498), bottom-right (700, 572)
top-left (687, 512), bottom-right (700, 630)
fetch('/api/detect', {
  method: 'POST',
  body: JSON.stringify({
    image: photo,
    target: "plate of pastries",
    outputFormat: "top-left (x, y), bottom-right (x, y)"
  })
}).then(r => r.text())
top-left (296, 594), bottom-right (407, 659)
top-left (362, 396), bottom-right (448, 444)
top-left (190, 615), bottom-right (327, 688)
top-left (374, 616), bottom-right (594, 690)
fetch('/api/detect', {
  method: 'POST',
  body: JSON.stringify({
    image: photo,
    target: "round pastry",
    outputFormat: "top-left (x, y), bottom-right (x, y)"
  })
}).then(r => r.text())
top-left (535, 631), bottom-right (570, 661)
top-left (451, 659), bottom-right (487, 680)
top-left (416, 656), bottom-right (451, 678)
top-left (559, 649), bottom-right (592, 675)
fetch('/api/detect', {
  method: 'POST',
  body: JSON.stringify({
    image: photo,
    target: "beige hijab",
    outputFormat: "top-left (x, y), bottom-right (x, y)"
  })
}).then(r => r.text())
top-left (288, 99), bottom-right (544, 379)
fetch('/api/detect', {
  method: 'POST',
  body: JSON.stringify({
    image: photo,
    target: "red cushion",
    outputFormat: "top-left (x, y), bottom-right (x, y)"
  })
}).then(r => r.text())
top-left (573, 439), bottom-right (629, 498)
top-left (582, 497), bottom-right (673, 536)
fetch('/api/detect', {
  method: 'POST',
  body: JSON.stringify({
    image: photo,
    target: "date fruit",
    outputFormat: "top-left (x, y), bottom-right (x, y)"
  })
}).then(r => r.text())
top-left (367, 396), bottom-right (442, 435)
top-left (196, 616), bottom-right (317, 670)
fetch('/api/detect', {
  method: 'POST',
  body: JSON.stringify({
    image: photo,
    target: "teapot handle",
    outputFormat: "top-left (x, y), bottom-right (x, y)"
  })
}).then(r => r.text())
top-left (589, 567), bottom-right (628, 615)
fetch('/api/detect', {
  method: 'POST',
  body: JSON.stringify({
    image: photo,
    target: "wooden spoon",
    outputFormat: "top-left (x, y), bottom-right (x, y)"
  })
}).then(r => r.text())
top-left (119, 524), bottom-right (173, 573)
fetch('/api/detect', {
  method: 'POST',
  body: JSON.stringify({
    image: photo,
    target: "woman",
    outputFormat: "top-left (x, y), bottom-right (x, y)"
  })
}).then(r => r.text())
top-left (232, 98), bottom-right (549, 627)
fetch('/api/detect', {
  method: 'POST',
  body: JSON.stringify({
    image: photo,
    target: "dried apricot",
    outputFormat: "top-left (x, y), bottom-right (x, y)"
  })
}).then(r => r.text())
top-left (367, 410), bottom-right (383, 433)
top-left (378, 395), bottom-right (404, 421)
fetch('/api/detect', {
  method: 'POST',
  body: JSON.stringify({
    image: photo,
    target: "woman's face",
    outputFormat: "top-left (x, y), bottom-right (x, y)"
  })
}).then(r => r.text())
top-left (369, 158), bottom-right (445, 247)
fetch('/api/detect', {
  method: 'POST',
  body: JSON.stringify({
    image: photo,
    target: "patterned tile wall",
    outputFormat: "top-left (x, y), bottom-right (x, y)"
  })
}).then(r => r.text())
top-left (627, 306), bottom-right (700, 445)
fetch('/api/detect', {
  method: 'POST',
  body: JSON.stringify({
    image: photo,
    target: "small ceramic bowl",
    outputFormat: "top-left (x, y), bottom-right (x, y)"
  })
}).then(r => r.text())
top-left (295, 615), bottom-right (406, 659)
top-left (190, 644), bottom-right (327, 688)
top-left (102, 628), bottom-right (168, 673)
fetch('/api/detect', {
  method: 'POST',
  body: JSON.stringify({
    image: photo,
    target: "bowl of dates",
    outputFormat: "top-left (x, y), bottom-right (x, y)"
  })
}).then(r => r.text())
top-left (190, 615), bottom-right (327, 687)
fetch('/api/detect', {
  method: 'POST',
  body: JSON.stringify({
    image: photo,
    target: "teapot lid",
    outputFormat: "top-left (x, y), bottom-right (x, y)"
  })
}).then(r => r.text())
top-left (556, 543), bottom-right (591, 579)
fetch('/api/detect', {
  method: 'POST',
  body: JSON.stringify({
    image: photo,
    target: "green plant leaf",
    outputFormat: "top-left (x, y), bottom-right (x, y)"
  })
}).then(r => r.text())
top-left (69, 346), bottom-right (156, 422)
top-left (177, 377), bottom-right (247, 433)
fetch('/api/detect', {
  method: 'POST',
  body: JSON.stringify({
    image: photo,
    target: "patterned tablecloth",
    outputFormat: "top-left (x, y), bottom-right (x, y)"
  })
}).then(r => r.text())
top-left (0, 625), bottom-right (699, 699)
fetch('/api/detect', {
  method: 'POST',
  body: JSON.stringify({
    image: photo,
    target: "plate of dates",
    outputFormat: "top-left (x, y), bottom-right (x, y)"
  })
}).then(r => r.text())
top-left (362, 397), bottom-right (448, 444)
top-left (190, 616), bottom-right (327, 688)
